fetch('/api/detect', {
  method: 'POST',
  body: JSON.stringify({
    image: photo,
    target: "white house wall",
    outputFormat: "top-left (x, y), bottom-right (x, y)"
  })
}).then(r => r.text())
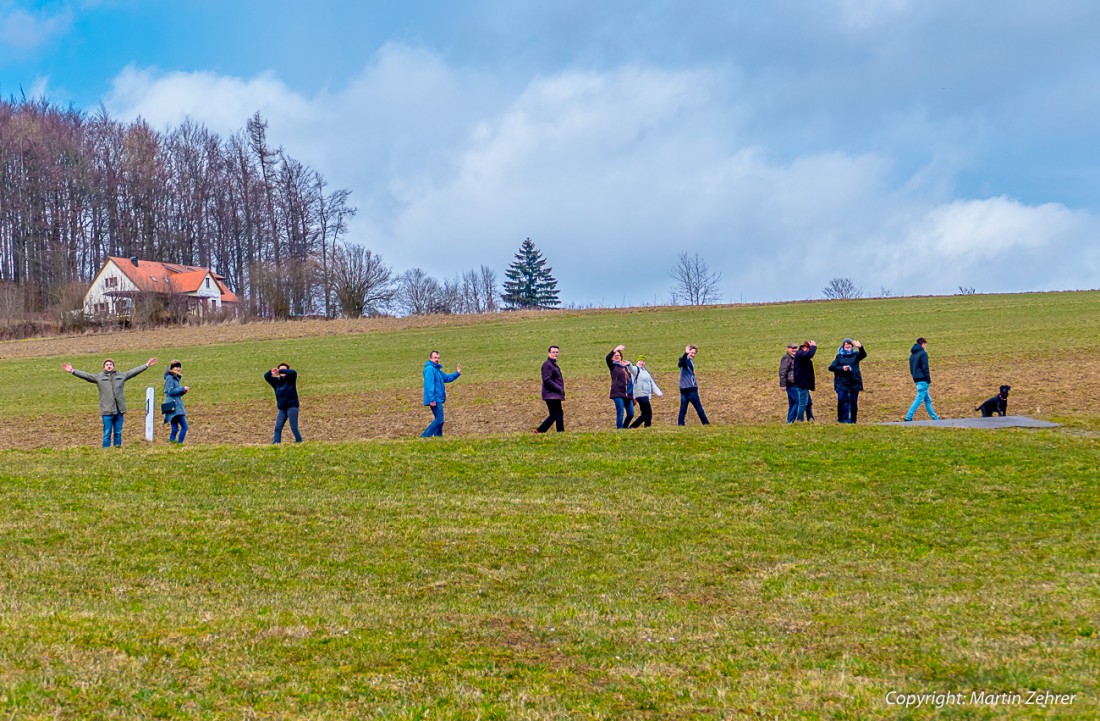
top-left (83, 260), bottom-right (140, 315)
top-left (83, 264), bottom-right (227, 316)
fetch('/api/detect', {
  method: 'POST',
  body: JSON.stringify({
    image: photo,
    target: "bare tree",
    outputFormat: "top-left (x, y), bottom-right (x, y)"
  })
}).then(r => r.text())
top-left (458, 265), bottom-right (499, 314)
top-left (332, 243), bottom-right (396, 317)
top-left (398, 267), bottom-right (446, 316)
top-left (822, 277), bottom-right (863, 300)
top-left (957, 286), bottom-right (977, 295)
top-left (879, 286), bottom-right (893, 298)
top-left (669, 252), bottom-right (723, 305)
top-left (0, 281), bottom-right (24, 335)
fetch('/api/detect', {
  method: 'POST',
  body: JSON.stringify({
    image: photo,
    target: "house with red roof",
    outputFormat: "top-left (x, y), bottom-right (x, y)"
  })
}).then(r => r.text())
top-left (83, 256), bottom-right (239, 319)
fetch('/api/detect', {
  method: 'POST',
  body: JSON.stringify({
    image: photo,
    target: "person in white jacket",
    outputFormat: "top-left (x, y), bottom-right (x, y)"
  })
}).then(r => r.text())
top-left (628, 356), bottom-right (663, 428)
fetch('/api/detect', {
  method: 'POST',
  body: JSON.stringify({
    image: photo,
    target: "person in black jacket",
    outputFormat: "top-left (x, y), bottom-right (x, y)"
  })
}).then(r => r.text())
top-left (265, 363), bottom-right (302, 443)
top-left (828, 338), bottom-right (867, 423)
top-left (791, 340), bottom-right (817, 422)
top-left (536, 345), bottom-right (565, 433)
top-left (904, 337), bottom-right (940, 421)
top-left (780, 342), bottom-right (814, 423)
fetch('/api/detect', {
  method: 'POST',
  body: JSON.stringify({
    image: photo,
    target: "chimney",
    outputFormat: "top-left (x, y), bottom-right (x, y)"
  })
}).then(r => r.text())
top-left (130, 256), bottom-right (139, 267)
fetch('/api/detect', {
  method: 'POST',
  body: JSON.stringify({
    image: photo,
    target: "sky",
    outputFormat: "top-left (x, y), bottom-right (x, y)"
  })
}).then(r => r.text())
top-left (2, 0), bottom-right (1098, 306)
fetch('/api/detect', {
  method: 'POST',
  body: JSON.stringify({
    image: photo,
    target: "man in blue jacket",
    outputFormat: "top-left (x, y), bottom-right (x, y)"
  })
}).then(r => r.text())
top-left (904, 337), bottom-right (940, 421)
top-left (422, 350), bottom-right (461, 437)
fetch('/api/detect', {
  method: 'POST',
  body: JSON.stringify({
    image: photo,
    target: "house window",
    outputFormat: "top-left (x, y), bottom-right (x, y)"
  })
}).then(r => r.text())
top-left (104, 276), bottom-right (118, 289)
top-left (206, 278), bottom-right (211, 289)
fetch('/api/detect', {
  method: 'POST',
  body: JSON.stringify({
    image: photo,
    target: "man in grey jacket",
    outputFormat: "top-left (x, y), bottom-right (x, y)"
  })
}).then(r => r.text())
top-left (62, 357), bottom-right (158, 447)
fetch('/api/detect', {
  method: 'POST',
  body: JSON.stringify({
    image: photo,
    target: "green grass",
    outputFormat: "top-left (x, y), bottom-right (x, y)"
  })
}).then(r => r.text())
top-left (1, 427), bottom-right (1096, 718)
top-left (1, 292), bottom-right (1097, 717)
top-left (2, 291), bottom-right (1098, 418)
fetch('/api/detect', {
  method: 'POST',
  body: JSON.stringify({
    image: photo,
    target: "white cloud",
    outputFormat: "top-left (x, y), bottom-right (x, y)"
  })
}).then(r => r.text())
top-left (834, 0), bottom-right (913, 31)
top-left (103, 49), bottom-right (1100, 304)
top-left (0, 5), bottom-right (72, 54)
top-left (105, 64), bottom-right (311, 135)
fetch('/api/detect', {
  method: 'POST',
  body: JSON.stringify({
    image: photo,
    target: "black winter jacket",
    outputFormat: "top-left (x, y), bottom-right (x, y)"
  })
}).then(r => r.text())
top-left (793, 347), bottom-right (816, 391)
top-left (265, 368), bottom-right (300, 410)
top-left (828, 346), bottom-right (868, 392)
top-left (909, 344), bottom-right (930, 383)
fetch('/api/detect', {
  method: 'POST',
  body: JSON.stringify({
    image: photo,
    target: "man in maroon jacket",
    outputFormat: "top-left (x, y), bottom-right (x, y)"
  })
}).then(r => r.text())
top-left (536, 345), bottom-right (565, 433)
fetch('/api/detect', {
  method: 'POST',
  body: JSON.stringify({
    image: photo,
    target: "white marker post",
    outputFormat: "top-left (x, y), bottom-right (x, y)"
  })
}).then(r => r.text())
top-left (145, 386), bottom-right (155, 442)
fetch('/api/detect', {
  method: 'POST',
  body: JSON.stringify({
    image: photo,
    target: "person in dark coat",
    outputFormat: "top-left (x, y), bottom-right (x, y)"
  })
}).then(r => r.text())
top-left (677, 344), bottom-right (710, 426)
top-left (163, 359), bottom-right (190, 444)
top-left (606, 345), bottom-right (632, 428)
top-left (904, 337), bottom-right (940, 421)
top-left (536, 345), bottom-right (565, 433)
top-left (780, 342), bottom-right (814, 423)
top-left (828, 338), bottom-right (868, 423)
top-left (791, 340), bottom-right (817, 422)
top-left (265, 363), bottom-right (302, 443)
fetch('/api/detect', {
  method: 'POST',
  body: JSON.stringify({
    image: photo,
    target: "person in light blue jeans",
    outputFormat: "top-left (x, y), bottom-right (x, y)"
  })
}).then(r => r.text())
top-left (905, 337), bottom-right (941, 421)
top-left (422, 350), bottom-right (461, 437)
top-left (62, 356), bottom-right (158, 447)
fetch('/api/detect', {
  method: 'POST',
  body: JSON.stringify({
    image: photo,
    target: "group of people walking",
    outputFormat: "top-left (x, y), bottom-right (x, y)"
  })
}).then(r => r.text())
top-left (60, 334), bottom-right (944, 448)
top-left (777, 336), bottom-right (940, 424)
top-left (535, 343), bottom-right (712, 434)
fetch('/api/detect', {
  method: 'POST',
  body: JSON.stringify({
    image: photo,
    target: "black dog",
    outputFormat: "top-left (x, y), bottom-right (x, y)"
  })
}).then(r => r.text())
top-left (976, 385), bottom-right (1011, 417)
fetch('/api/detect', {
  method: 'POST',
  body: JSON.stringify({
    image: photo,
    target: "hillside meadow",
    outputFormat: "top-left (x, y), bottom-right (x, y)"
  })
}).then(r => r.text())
top-left (0, 292), bottom-right (1097, 718)
top-left (0, 428), bottom-right (1096, 718)
top-left (0, 291), bottom-right (1097, 448)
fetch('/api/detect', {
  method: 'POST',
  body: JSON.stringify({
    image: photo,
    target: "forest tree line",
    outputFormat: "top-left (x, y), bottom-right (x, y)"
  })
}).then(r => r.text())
top-left (0, 97), bottom-right (364, 321)
top-left (0, 98), bottom-right (566, 336)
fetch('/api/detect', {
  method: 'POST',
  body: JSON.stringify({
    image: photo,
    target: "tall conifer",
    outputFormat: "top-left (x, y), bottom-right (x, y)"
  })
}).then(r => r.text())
top-left (501, 238), bottom-right (560, 309)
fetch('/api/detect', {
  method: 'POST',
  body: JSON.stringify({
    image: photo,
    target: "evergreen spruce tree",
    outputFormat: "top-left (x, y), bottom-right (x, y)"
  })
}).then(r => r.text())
top-left (501, 238), bottom-right (561, 309)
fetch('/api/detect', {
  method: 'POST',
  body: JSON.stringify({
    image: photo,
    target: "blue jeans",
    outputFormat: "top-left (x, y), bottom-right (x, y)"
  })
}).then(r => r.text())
top-left (837, 389), bottom-right (860, 424)
top-left (787, 388), bottom-right (815, 422)
top-left (274, 406), bottom-right (302, 443)
top-left (170, 416), bottom-right (188, 444)
top-left (794, 388), bottom-right (814, 422)
top-left (421, 403), bottom-right (445, 437)
top-left (678, 388), bottom-right (709, 425)
top-left (101, 413), bottom-right (124, 447)
top-left (613, 397), bottom-right (629, 428)
top-left (906, 381), bottom-right (939, 421)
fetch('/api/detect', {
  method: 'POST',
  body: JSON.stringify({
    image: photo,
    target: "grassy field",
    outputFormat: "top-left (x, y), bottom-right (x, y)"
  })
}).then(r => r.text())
top-left (0, 292), bottom-right (1097, 718)
top-left (0, 428), bottom-right (1096, 719)
top-left (0, 291), bottom-right (1097, 448)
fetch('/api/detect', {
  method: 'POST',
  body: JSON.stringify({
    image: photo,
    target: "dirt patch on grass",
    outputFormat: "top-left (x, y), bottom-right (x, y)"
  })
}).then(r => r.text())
top-left (2, 312), bottom-right (1096, 449)
top-left (3, 357), bottom-right (1096, 450)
